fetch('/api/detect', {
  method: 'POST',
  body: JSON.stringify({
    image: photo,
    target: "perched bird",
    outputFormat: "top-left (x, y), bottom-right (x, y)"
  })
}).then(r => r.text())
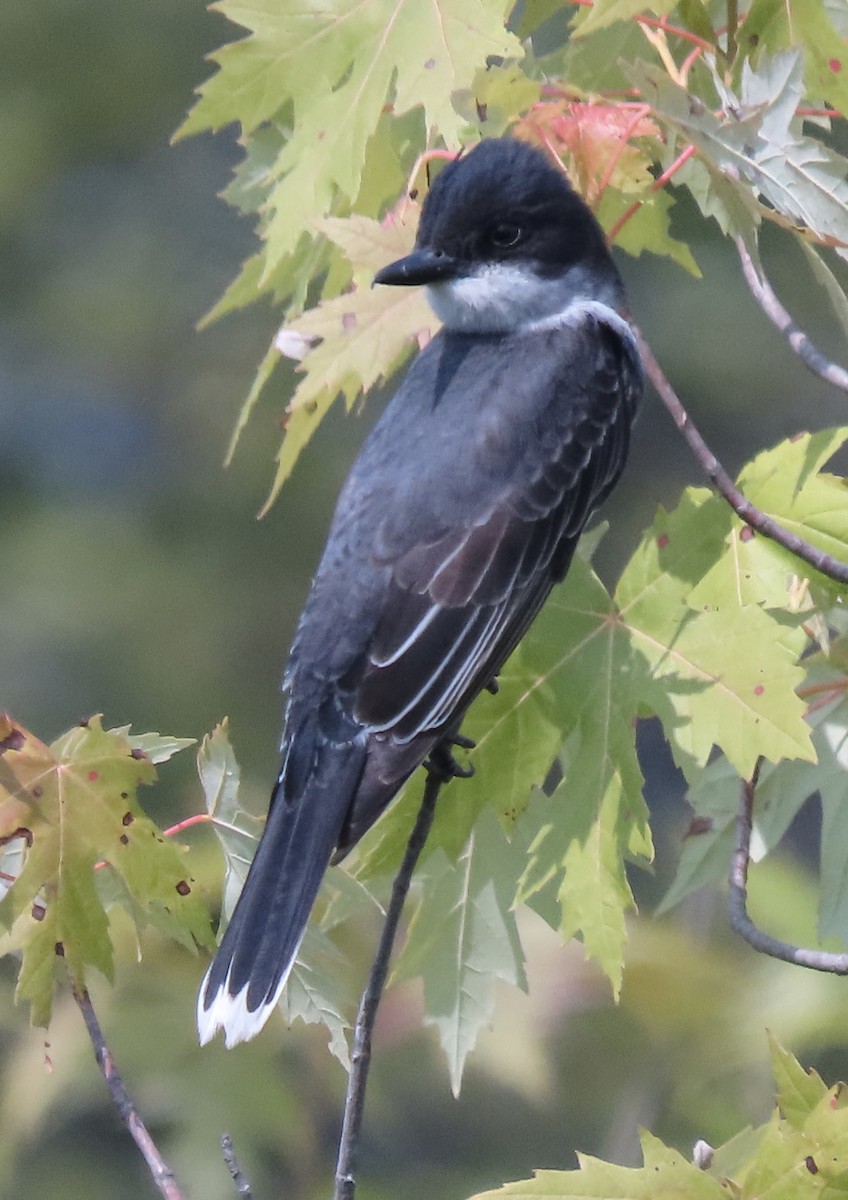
top-left (198, 137), bottom-right (643, 1048)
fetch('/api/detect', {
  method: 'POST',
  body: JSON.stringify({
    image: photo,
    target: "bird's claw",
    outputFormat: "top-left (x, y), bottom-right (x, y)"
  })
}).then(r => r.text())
top-left (426, 733), bottom-right (476, 781)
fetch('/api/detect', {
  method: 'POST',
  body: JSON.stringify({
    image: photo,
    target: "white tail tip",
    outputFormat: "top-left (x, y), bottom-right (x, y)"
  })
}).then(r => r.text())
top-left (197, 963), bottom-right (289, 1049)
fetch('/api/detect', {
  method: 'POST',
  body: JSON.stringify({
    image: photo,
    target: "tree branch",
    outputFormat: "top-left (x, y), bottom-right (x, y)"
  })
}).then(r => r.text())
top-left (221, 1133), bottom-right (253, 1198)
top-left (736, 238), bottom-right (848, 395)
top-left (634, 327), bottom-right (848, 586)
top-left (728, 763), bottom-right (848, 973)
top-left (71, 983), bottom-right (187, 1200)
top-left (333, 763), bottom-right (445, 1200)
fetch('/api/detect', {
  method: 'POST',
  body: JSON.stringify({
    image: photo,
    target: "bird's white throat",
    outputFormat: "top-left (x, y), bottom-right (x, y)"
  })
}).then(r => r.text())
top-left (426, 260), bottom-right (621, 335)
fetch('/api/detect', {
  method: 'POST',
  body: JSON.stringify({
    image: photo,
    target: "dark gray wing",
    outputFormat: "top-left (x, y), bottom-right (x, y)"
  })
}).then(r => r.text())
top-left (348, 307), bottom-right (641, 742)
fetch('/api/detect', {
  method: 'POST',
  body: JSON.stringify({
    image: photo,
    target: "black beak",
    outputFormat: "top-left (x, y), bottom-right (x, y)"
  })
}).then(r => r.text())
top-left (373, 247), bottom-right (461, 287)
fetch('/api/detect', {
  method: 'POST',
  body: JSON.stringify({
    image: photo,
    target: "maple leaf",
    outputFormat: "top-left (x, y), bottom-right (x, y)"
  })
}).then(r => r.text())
top-left (633, 52), bottom-right (848, 255)
top-left (469, 1039), bottom-right (848, 1200)
top-left (393, 808), bottom-right (527, 1094)
top-left (180, 0), bottom-right (522, 273)
top-left (0, 715), bottom-right (212, 1026)
top-left (258, 206), bottom-right (435, 511)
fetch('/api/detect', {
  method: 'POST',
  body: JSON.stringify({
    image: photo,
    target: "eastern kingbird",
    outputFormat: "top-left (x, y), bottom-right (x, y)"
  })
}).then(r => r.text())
top-left (198, 137), bottom-right (643, 1047)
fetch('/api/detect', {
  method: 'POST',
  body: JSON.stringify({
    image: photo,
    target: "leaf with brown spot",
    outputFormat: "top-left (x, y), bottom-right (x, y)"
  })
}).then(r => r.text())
top-left (0, 715), bottom-right (212, 1026)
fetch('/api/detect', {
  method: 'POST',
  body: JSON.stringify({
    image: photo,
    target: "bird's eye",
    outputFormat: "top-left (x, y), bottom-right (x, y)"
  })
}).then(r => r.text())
top-left (489, 223), bottom-right (523, 249)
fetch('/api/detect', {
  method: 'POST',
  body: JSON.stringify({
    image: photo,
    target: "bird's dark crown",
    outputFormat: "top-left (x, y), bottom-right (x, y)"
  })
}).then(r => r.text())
top-left (416, 138), bottom-right (611, 277)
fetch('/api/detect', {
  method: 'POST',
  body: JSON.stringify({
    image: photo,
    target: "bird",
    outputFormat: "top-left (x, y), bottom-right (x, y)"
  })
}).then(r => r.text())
top-left (197, 136), bottom-right (643, 1048)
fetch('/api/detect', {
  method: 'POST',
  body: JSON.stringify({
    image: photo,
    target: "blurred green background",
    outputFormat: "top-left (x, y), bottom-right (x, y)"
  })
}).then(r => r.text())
top-left (3, 3), bottom-right (848, 1199)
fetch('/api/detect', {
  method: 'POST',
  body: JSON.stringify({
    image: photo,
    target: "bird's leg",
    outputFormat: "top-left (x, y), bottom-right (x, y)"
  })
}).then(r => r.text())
top-left (485, 676), bottom-right (500, 695)
top-left (426, 731), bottom-right (476, 780)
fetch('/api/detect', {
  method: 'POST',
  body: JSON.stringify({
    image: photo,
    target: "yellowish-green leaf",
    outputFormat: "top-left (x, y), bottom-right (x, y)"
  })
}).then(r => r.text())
top-left (197, 720), bottom-right (262, 922)
top-left (769, 1031), bottom-right (829, 1129)
top-left (0, 715), bottom-right (211, 1026)
top-left (261, 212), bottom-right (435, 509)
top-left (181, 0), bottom-right (522, 271)
top-left (599, 186), bottom-right (701, 275)
top-left (394, 808), bottom-right (527, 1094)
top-left (471, 1129), bottom-right (728, 1200)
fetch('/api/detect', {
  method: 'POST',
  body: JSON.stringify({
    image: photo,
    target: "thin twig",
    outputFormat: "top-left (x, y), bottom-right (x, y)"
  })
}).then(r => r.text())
top-left (333, 765), bottom-right (445, 1200)
top-left (634, 326), bottom-right (848, 586)
top-left (221, 1133), bottom-right (253, 1198)
top-left (725, 0), bottom-right (738, 64)
top-left (736, 238), bottom-right (848, 395)
top-left (728, 763), bottom-right (848, 973)
top-left (72, 983), bottom-right (187, 1200)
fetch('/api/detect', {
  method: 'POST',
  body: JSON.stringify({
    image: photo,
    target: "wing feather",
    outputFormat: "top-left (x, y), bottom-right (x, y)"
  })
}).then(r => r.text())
top-left (350, 313), bottom-right (639, 743)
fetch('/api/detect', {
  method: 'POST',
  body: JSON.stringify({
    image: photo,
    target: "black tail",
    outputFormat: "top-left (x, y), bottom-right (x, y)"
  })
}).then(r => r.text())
top-left (197, 741), bottom-right (365, 1047)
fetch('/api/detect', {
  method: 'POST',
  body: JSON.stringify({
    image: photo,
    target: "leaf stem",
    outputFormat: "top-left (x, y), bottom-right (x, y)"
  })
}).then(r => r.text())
top-left (725, 0), bottom-right (738, 65)
top-left (736, 237), bottom-right (848, 395)
top-left (728, 764), bottom-right (848, 973)
top-left (333, 765), bottom-right (444, 1200)
top-left (634, 327), bottom-right (848, 586)
top-left (72, 983), bottom-right (187, 1200)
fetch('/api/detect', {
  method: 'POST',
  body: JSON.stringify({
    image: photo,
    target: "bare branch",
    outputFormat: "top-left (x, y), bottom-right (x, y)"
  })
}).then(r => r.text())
top-left (728, 763), bottom-right (848, 973)
top-left (333, 762), bottom-right (445, 1200)
top-left (736, 238), bottom-right (848, 395)
top-left (221, 1133), bottom-right (253, 1198)
top-left (72, 983), bottom-right (187, 1200)
top-left (634, 327), bottom-right (848, 586)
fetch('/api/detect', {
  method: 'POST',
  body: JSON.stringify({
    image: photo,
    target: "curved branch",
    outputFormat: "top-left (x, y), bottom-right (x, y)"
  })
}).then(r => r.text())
top-left (72, 984), bottom-right (187, 1200)
top-left (333, 763), bottom-right (445, 1200)
top-left (728, 763), bottom-right (848, 973)
top-left (634, 327), bottom-right (848, 586)
top-left (736, 238), bottom-right (848, 395)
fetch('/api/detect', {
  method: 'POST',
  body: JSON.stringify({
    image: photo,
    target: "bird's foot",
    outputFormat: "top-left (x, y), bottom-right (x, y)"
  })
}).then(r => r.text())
top-left (485, 676), bottom-right (500, 695)
top-left (426, 733), bottom-right (476, 782)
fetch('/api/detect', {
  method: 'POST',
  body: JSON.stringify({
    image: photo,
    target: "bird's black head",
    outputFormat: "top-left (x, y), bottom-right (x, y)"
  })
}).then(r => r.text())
top-left (374, 138), bottom-right (624, 334)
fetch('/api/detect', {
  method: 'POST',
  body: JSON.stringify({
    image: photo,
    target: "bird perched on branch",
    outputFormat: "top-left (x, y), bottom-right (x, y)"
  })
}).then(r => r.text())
top-left (198, 136), bottom-right (643, 1048)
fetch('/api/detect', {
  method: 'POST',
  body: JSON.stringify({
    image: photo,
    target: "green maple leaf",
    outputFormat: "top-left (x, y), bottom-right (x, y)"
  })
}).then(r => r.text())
top-left (197, 720), bottom-right (263, 921)
top-left (633, 53), bottom-right (848, 257)
top-left (280, 926), bottom-right (355, 1068)
top-left (769, 1031), bottom-right (829, 1130)
top-left (742, 0), bottom-right (848, 118)
top-left (180, 0), bottom-right (522, 272)
top-left (0, 715), bottom-right (211, 1026)
top-left (393, 806), bottom-right (527, 1094)
top-left (470, 1130), bottom-right (728, 1200)
top-left (599, 186), bottom-right (701, 275)
top-left (504, 557), bottom-right (657, 992)
top-left (259, 210), bottom-right (435, 510)
top-left (618, 487), bottom-right (814, 777)
top-left (731, 428), bottom-right (848, 597)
